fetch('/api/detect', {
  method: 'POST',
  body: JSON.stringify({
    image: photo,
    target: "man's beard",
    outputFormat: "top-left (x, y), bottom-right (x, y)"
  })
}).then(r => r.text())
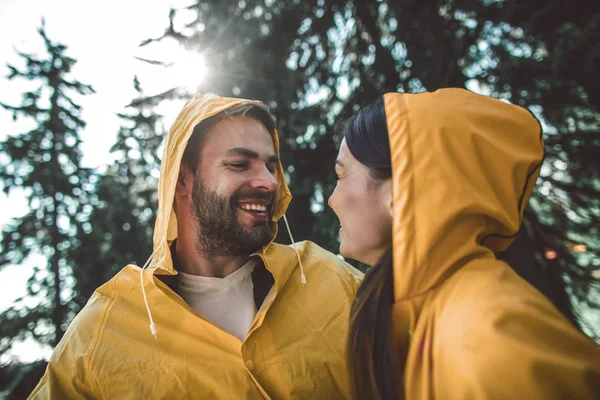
top-left (190, 180), bottom-right (275, 258)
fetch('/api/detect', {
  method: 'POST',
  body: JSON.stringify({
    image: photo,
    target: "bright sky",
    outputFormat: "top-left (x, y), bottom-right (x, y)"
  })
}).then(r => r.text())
top-left (0, 0), bottom-right (206, 361)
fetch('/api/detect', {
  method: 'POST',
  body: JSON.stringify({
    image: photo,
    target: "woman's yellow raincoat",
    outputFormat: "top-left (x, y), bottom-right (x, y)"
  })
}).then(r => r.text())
top-left (385, 89), bottom-right (600, 399)
top-left (29, 94), bottom-right (362, 399)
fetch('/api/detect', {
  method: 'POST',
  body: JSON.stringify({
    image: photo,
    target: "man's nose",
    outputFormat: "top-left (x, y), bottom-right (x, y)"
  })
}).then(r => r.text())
top-left (251, 165), bottom-right (279, 192)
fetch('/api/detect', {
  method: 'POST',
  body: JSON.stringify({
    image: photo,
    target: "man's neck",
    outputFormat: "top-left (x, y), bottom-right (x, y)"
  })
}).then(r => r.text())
top-left (176, 245), bottom-right (252, 278)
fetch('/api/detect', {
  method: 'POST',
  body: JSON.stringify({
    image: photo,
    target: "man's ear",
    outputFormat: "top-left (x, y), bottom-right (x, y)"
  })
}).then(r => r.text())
top-left (175, 164), bottom-right (194, 196)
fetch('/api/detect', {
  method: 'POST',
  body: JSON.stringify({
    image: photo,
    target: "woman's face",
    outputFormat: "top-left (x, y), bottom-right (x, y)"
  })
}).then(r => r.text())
top-left (328, 138), bottom-right (393, 266)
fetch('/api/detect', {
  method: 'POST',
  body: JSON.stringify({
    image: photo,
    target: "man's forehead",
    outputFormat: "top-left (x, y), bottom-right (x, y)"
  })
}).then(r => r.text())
top-left (201, 117), bottom-right (276, 156)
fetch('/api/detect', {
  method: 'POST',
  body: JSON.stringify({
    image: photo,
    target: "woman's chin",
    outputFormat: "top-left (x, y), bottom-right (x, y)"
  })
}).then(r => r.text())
top-left (339, 242), bottom-right (360, 264)
top-left (340, 242), bottom-right (380, 267)
top-left (338, 242), bottom-right (351, 260)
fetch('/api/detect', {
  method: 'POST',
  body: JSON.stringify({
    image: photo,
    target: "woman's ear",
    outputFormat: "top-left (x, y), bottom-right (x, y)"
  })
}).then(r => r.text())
top-left (381, 178), bottom-right (393, 218)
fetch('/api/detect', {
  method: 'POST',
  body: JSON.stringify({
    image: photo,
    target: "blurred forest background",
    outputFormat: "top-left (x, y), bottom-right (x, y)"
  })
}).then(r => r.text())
top-left (1, 0), bottom-right (598, 397)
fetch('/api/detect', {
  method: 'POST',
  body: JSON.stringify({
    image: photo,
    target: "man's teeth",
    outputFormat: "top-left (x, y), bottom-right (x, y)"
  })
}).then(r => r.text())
top-left (240, 204), bottom-right (268, 212)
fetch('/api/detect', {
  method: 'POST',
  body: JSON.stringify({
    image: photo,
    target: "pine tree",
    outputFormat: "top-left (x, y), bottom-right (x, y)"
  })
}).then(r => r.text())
top-left (0, 21), bottom-right (94, 396)
top-left (69, 77), bottom-right (169, 307)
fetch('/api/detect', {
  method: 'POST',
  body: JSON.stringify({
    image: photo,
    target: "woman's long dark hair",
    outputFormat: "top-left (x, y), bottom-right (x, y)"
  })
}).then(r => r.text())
top-left (337, 101), bottom-right (399, 399)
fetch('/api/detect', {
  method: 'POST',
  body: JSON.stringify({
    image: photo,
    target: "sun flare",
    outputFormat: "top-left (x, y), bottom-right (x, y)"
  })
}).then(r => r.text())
top-left (136, 37), bottom-right (210, 94)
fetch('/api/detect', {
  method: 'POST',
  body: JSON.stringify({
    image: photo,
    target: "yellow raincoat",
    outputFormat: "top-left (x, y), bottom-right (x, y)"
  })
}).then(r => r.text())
top-left (30, 94), bottom-right (362, 399)
top-left (385, 89), bottom-right (600, 399)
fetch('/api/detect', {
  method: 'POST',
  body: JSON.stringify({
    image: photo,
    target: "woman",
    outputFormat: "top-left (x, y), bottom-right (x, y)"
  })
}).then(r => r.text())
top-left (328, 88), bottom-right (600, 399)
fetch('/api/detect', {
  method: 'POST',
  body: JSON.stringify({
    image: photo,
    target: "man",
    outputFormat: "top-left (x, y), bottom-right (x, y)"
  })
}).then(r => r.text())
top-left (29, 94), bottom-right (363, 399)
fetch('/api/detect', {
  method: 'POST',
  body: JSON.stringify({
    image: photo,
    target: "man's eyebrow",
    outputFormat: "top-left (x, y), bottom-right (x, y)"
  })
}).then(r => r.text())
top-left (224, 148), bottom-right (279, 164)
top-left (224, 148), bottom-right (259, 159)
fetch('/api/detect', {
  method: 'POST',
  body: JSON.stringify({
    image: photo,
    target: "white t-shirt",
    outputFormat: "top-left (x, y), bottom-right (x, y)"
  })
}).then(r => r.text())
top-left (177, 258), bottom-right (257, 341)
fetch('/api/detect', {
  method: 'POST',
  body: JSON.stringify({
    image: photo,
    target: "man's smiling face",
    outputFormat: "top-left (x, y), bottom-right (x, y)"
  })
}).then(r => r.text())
top-left (189, 116), bottom-right (280, 257)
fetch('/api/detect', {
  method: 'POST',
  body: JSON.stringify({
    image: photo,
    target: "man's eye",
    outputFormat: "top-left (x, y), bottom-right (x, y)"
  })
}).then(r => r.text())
top-left (267, 165), bottom-right (277, 173)
top-left (227, 162), bottom-right (248, 170)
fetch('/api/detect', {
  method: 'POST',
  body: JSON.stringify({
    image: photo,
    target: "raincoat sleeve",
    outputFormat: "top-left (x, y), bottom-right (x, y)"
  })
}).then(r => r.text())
top-left (28, 299), bottom-right (104, 399)
top-left (438, 285), bottom-right (600, 399)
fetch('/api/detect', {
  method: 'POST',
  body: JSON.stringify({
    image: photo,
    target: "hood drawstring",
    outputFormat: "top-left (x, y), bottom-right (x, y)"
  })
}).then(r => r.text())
top-left (282, 214), bottom-right (307, 285)
top-left (140, 215), bottom-right (304, 340)
top-left (140, 238), bottom-right (166, 339)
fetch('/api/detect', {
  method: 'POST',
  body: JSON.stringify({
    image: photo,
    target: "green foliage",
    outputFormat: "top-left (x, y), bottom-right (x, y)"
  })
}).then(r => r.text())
top-left (0, 359), bottom-right (46, 400)
top-left (68, 80), bottom-right (170, 307)
top-left (1, 1), bottom-right (599, 396)
top-left (0, 21), bottom-right (95, 396)
top-left (0, 20), bottom-right (95, 345)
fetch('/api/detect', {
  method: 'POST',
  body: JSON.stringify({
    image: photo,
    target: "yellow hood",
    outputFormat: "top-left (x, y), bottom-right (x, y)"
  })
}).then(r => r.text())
top-left (385, 89), bottom-right (600, 399)
top-left (150, 93), bottom-right (292, 275)
top-left (385, 88), bottom-right (543, 304)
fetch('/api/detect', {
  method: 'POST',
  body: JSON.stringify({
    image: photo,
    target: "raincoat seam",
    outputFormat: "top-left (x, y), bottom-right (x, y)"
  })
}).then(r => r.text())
top-left (401, 94), bottom-right (421, 298)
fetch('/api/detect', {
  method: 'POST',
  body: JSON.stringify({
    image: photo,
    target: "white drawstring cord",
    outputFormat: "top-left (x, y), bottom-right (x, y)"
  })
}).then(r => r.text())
top-left (140, 238), bottom-right (165, 339)
top-left (282, 214), bottom-right (307, 285)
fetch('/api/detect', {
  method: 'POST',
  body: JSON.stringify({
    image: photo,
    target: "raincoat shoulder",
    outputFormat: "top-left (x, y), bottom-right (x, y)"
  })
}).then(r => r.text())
top-left (432, 259), bottom-right (600, 399)
top-left (268, 240), bottom-right (362, 298)
top-left (28, 267), bottom-right (125, 399)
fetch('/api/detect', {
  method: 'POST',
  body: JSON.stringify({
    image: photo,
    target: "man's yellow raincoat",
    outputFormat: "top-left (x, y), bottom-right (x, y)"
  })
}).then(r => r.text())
top-left (385, 89), bottom-right (600, 399)
top-left (30, 94), bottom-right (362, 399)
